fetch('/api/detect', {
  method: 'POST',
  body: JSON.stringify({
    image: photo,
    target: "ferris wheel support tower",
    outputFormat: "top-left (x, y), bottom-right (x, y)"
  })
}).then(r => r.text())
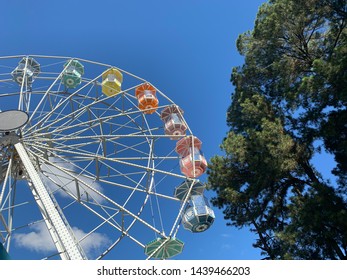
top-left (14, 142), bottom-right (86, 260)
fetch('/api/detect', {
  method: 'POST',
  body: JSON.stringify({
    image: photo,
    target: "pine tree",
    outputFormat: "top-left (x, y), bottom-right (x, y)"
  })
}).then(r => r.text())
top-left (207, 0), bottom-right (347, 259)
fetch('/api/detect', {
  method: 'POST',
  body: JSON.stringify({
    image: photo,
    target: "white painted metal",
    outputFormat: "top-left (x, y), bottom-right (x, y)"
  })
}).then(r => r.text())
top-left (14, 142), bottom-right (86, 260)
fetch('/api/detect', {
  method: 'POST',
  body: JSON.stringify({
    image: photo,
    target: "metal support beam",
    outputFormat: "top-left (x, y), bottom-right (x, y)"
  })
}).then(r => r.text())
top-left (14, 142), bottom-right (86, 260)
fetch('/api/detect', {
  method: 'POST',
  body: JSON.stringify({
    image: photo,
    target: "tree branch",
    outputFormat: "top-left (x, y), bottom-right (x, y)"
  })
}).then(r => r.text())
top-left (299, 159), bottom-right (321, 185)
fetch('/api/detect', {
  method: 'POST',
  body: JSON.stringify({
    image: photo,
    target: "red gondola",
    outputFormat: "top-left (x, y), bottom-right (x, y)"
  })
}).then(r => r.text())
top-left (160, 105), bottom-right (187, 139)
top-left (176, 136), bottom-right (207, 178)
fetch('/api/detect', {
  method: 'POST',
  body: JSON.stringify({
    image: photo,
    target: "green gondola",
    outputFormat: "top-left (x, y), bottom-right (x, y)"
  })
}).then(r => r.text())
top-left (174, 181), bottom-right (205, 201)
top-left (0, 243), bottom-right (10, 260)
top-left (62, 59), bottom-right (84, 88)
top-left (144, 237), bottom-right (184, 259)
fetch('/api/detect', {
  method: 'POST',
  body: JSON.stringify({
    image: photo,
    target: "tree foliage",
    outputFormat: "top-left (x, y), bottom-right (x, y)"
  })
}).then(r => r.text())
top-left (207, 0), bottom-right (347, 259)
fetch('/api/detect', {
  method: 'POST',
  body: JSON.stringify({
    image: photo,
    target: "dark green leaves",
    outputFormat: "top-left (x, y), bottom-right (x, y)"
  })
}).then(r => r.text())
top-left (208, 0), bottom-right (347, 259)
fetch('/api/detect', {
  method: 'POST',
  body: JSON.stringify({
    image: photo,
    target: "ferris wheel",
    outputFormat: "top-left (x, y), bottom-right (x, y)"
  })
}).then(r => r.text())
top-left (0, 55), bottom-right (215, 260)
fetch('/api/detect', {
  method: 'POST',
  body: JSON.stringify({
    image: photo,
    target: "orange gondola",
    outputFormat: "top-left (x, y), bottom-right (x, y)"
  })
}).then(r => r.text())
top-left (135, 83), bottom-right (159, 114)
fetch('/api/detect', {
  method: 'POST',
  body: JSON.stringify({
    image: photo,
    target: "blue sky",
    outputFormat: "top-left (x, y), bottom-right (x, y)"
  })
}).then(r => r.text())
top-left (0, 0), bottom-right (275, 260)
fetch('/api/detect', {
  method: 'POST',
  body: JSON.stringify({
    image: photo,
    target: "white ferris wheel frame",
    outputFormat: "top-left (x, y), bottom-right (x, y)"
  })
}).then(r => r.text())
top-left (0, 55), bottom-right (204, 260)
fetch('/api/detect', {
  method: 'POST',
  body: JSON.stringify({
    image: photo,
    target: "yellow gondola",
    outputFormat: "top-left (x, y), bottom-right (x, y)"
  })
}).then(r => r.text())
top-left (101, 68), bottom-right (123, 96)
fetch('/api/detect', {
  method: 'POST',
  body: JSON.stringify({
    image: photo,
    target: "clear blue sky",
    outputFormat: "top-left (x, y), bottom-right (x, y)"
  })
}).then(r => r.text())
top-left (0, 0), bottom-right (276, 260)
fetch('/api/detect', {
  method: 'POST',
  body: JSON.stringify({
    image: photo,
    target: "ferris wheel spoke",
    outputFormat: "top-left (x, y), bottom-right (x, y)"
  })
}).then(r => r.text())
top-left (24, 72), bottom-right (104, 135)
top-left (24, 133), bottom-right (175, 147)
top-left (26, 65), bottom-right (69, 125)
top-left (77, 208), bottom-right (142, 248)
top-left (27, 153), bottom-right (143, 239)
top-left (31, 148), bottom-right (181, 240)
top-left (97, 160), bottom-right (149, 191)
top-left (25, 81), bottom-right (141, 138)
top-left (28, 138), bottom-right (172, 168)
top-left (38, 169), bottom-right (148, 253)
top-left (29, 98), bottom-right (162, 140)
top-left (68, 135), bottom-right (148, 158)
top-left (31, 143), bottom-right (185, 179)
top-left (17, 57), bottom-right (30, 111)
top-left (32, 148), bottom-right (165, 205)
top-left (37, 154), bottom-right (165, 236)
top-left (27, 110), bottom-right (128, 139)
top-left (31, 146), bottom-right (177, 201)
top-left (26, 98), bottom-right (93, 138)
top-left (97, 192), bottom-right (157, 260)
top-left (40, 109), bottom-right (143, 136)
top-left (34, 93), bottom-right (71, 127)
top-left (50, 96), bottom-right (149, 137)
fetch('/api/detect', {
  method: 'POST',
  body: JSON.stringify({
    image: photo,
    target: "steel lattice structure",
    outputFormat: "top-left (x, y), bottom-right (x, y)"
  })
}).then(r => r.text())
top-left (0, 55), bottom-right (214, 260)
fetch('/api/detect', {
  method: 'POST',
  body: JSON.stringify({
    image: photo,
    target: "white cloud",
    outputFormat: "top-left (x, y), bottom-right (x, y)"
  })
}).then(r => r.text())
top-left (73, 227), bottom-right (111, 257)
top-left (14, 222), bottom-right (55, 253)
top-left (14, 222), bottom-right (111, 259)
top-left (221, 243), bottom-right (232, 250)
top-left (40, 157), bottom-right (105, 203)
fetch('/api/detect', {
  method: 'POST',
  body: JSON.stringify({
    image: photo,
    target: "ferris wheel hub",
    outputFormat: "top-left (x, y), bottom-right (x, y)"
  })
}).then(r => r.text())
top-left (0, 110), bottom-right (29, 132)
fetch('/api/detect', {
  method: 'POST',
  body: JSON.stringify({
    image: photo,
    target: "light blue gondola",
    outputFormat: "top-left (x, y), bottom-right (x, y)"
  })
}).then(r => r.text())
top-left (182, 194), bottom-right (215, 233)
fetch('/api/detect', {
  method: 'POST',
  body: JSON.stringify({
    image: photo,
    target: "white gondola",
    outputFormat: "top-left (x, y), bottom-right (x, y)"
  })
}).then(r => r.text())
top-left (11, 57), bottom-right (40, 85)
top-left (182, 194), bottom-right (215, 233)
